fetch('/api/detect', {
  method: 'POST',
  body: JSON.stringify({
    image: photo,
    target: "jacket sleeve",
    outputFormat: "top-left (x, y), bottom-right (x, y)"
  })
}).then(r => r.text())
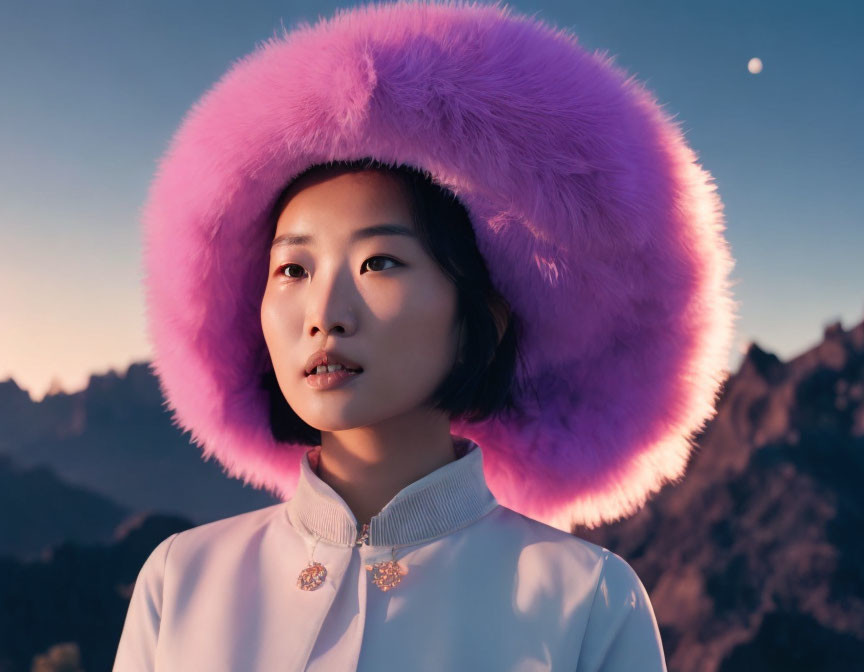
top-left (113, 533), bottom-right (179, 672)
top-left (575, 549), bottom-right (668, 672)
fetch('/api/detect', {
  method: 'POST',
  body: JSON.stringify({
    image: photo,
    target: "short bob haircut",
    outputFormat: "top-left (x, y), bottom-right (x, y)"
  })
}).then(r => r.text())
top-left (260, 158), bottom-right (528, 446)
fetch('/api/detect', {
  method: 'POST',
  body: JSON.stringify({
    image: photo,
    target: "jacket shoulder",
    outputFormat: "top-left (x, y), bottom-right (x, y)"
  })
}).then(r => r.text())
top-left (114, 532), bottom-right (180, 671)
top-left (491, 505), bottom-right (609, 559)
top-left (576, 547), bottom-right (667, 671)
top-left (495, 507), bottom-right (650, 601)
top-left (485, 509), bottom-right (666, 670)
top-left (169, 502), bottom-right (285, 555)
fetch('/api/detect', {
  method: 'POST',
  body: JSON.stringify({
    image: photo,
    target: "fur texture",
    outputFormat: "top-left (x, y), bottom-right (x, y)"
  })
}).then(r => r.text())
top-left (142, 0), bottom-right (737, 530)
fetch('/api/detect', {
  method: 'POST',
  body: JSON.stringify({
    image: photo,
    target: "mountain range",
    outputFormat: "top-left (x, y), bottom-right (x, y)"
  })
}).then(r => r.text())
top-left (0, 362), bottom-right (278, 560)
top-left (573, 317), bottom-right (864, 670)
top-left (1, 316), bottom-right (863, 671)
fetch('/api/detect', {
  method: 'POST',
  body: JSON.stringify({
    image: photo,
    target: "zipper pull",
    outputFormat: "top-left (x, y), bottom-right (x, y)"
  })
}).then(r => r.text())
top-left (356, 522), bottom-right (370, 546)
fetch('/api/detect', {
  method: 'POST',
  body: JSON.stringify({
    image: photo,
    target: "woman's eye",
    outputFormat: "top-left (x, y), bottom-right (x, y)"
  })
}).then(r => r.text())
top-left (276, 256), bottom-right (400, 281)
top-left (361, 256), bottom-right (400, 273)
top-left (277, 263), bottom-right (306, 280)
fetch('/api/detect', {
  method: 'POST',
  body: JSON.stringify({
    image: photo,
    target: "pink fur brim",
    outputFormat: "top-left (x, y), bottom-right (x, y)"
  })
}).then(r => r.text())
top-left (142, 0), bottom-right (737, 531)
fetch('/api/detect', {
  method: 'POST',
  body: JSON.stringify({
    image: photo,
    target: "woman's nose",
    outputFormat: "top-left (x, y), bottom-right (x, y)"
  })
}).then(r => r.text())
top-left (305, 269), bottom-right (357, 338)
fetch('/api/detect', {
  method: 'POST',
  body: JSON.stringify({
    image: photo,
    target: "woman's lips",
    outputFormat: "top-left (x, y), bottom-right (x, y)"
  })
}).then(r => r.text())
top-left (305, 368), bottom-right (363, 390)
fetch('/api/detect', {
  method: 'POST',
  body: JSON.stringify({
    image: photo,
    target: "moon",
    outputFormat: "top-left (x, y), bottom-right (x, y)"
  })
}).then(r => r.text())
top-left (748, 57), bottom-right (763, 74)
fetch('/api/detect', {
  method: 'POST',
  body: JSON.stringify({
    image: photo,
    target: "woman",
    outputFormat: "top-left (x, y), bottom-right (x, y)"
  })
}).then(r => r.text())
top-left (114, 2), bottom-right (735, 670)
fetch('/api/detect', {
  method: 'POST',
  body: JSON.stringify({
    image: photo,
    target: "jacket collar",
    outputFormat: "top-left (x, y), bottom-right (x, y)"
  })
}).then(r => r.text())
top-left (285, 437), bottom-right (499, 548)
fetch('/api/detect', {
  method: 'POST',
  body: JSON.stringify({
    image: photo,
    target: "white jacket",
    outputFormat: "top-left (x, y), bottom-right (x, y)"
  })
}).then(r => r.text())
top-left (114, 440), bottom-right (667, 671)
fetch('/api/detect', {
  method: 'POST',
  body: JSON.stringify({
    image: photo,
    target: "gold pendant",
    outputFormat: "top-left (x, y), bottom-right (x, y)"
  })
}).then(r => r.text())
top-left (365, 560), bottom-right (408, 592)
top-left (297, 561), bottom-right (327, 591)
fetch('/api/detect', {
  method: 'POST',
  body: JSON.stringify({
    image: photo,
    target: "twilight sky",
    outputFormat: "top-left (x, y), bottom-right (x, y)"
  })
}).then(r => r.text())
top-left (1, 0), bottom-right (862, 402)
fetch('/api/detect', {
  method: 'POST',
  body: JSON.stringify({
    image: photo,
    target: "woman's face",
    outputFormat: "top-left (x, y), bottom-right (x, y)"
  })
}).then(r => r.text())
top-left (261, 169), bottom-right (461, 433)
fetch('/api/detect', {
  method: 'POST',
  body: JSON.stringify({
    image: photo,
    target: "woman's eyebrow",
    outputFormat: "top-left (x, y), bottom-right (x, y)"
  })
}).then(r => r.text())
top-left (271, 223), bottom-right (416, 249)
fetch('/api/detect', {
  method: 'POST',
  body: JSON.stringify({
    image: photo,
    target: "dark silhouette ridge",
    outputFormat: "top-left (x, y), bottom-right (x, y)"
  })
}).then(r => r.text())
top-left (0, 361), bottom-right (280, 539)
top-left (0, 512), bottom-right (194, 672)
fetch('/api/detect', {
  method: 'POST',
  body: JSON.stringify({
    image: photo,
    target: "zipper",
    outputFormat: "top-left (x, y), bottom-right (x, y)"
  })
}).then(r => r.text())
top-left (355, 522), bottom-right (370, 546)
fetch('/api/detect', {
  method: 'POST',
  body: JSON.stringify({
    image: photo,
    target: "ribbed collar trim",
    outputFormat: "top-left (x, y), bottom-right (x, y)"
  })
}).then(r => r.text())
top-left (285, 437), bottom-right (499, 548)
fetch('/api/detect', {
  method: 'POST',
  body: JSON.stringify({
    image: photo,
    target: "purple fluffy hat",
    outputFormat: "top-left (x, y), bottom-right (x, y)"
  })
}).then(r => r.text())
top-left (142, 0), bottom-right (737, 531)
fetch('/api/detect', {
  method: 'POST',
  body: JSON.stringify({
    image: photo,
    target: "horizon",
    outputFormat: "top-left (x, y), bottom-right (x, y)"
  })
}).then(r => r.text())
top-left (9, 309), bottom-right (863, 404)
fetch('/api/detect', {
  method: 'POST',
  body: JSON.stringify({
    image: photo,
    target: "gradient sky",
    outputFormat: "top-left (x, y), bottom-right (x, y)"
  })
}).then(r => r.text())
top-left (2, 0), bottom-right (862, 402)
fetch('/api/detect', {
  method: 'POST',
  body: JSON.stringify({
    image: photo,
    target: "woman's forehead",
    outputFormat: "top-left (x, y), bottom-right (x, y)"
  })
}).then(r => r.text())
top-left (273, 171), bottom-right (416, 240)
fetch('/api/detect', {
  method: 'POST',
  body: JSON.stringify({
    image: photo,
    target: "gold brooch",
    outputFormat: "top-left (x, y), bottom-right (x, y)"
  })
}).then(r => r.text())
top-left (365, 550), bottom-right (408, 592)
top-left (297, 534), bottom-right (327, 591)
top-left (297, 560), bottom-right (327, 591)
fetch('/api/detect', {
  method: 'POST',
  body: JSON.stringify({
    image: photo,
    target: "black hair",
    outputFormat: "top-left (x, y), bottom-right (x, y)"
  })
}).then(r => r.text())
top-left (260, 158), bottom-right (526, 445)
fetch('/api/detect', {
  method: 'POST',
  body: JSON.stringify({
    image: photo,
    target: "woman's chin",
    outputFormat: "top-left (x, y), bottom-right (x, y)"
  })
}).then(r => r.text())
top-left (294, 408), bottom-right (368, 433)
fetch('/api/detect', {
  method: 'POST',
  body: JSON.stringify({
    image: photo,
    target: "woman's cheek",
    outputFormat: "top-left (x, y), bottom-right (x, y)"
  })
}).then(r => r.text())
top-left (261, 297), bottom-right (300, 371)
